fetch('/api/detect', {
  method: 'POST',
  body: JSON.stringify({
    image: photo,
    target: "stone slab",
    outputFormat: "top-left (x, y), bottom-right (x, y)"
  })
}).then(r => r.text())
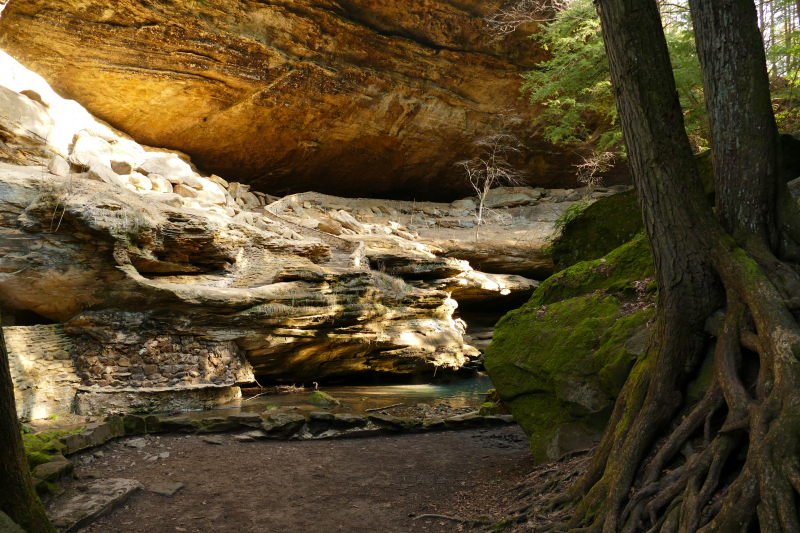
top-left (147, 482), bottom-right (184, 498)
top-left (32, 460), bottom-right (74, 482)
top-left (75, 386), bottom-right (242, 417)
top-left (61, 418), bottom-right (124, 455)
top-left (47, 478), bottom-right (142, 533)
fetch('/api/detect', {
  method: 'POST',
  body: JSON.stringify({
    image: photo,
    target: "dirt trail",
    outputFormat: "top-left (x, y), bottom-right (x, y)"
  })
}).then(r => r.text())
top-left (68, 426), bottom-right (532, 533)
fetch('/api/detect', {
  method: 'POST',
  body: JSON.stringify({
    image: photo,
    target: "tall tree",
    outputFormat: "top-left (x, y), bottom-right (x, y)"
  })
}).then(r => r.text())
top-left (0, 320), bottom-right (56, 533)
top-left (546, 0), bottom-right (800, 531)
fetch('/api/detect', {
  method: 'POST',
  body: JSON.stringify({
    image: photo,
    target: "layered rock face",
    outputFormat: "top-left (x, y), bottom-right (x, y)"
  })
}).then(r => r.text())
top-left (0, 0), bottom-right (625, 199)
top-left (0, 164), bottom-right (482, 384)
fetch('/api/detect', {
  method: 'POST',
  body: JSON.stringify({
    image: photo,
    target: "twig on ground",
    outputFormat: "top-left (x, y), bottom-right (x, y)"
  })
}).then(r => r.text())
top-left (364, 403), bottom-right (404, 412)
top-left (413, 514), bottom-right (472, 523)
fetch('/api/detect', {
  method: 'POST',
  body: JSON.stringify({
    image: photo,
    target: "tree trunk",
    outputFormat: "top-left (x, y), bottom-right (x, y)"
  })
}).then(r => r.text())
top-left (690, 0), bottom-right (779, 251)
top-left (538, 0), bottom-right (800, 531)
top-left (558, 1), bottom-right (723, 530)
top-left (0, 319), bottom-right (56, 533)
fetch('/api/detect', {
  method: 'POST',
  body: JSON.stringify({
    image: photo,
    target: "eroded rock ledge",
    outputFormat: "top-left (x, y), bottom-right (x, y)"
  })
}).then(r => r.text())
top-left (0, 46), bottom-right (628, 419)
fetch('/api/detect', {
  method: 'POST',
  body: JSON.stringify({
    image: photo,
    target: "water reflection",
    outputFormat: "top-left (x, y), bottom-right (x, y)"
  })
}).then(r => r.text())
top-left (196, 375), bottom-right (495, 417)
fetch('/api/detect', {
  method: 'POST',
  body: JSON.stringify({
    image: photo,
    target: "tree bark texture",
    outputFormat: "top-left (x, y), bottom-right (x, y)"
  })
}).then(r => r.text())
top-left (690, 0), bottom-right (779, 250)
top-left (560, 1), bottom-right (723, 530)
top-left (0, 319), bottom-right (56, 533)
top-left (540, 0), bottom-right (800, 531)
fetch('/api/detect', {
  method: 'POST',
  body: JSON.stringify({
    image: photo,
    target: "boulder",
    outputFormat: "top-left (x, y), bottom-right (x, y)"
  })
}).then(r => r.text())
top-left (126, 172), bottom-right (153, 190)
top-left (297, 218), bottom-right (320, 229)
top-left (173, 183), bottom-right (198, 198)
top-left (47, 154), bottom-right (70, 177)
top-left (209, 174), bottom-right (228, 188)
top-left (228, 182), bottom-right (249, 200)
top-left (329, 210), bottom-right (366, 234)
top-left (483, 187), bottom-right (542, 208)
top-left (307, 391), bottom-right (340, 407)
top-left (47, 478), bottom-right (142, 532)
top-left (262, 413), bottom-right (306, 438)
top-left (317, 218), bottom-right (344, 235)
top-left (138, 153), bottom-right (195, 183)
top-left (111, 160), bottom-right (134, 175)
top-left (240, 191), bottom-right (261, 210)
top-left (550, 188), bottom-right (643, 271)
top-left (32, 459), bottom-right (73, 482)
top-left (147, 482), bottom-right (185, 497)
top-left (181, 174), bottom-right (202, 188)
top-left (147, 173), bottom-right (173, 193)
top-left (485, 235), bottom-right (655, 462)
top-left (193, 176), bottom-right (227, 205)
top-left (87, 163), bottom-right (124, 188)
top-left (378, 205), bottom-right (400, 217)
top-left (0, 511), bottom-right (25, 533)
top-left (71, 133), bottom-right (115, 167)
top-left (138, 190), bottom-right (183, 208)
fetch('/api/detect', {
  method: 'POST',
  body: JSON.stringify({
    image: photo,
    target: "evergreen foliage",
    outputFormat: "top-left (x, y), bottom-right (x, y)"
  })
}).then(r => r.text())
top-left (516, 0), bottom-right (800, 167)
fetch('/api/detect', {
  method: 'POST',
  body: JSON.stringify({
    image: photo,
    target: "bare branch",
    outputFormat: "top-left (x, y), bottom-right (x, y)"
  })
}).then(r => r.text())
top-left (484, 0), bottom-right (591, 41)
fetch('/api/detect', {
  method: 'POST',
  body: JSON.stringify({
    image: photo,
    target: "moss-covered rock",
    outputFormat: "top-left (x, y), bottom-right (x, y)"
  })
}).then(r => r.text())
top-left (22, 428), bottom-right (83, 472)
top-left (307, 391), bottom-right (341, 408)
top-left (534, 233), bottom-right (654, 307)
top-left (32, 460), bottom-right (74, 483)
top-left (485, 235), bottom-right (655, 463)
top-left (478, 401), bottom-right (508, 416)
top-left (262, 412), bottom-right (306, 438)
top-left (551, 189), bottom-right (643, 271)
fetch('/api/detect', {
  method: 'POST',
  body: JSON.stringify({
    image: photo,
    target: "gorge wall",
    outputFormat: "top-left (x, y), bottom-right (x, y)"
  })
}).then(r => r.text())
top-left (0, 0), bottom-right (627, 200)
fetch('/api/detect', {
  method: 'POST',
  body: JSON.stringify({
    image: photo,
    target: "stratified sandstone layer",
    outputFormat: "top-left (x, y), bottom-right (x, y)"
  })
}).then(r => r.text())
top-left (0, 0), bottom-right (621, 199)
top-left (0, 163), bottom-right (481, 385)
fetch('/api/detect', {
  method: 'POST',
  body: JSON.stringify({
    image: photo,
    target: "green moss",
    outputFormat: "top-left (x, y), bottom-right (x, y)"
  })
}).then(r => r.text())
top-left (478, 401), bottom-right (508, 416)
top-left (488, 294), bottom-right (628, 393)
top-left (33, 478), bottom-right (64, 498)
top-left (593, 309), bottom-right (654, 397)
top-left (503, 394), bottom-right (569, 463)
top-left (551, 189), bottom-right (643, 270)
top-left (484, 389), bottom-right (501, 403)
top-left (486, 235), bottom-right (655, 462)
top-left (530, 233), bottom-right (654, 307)
top-left (22, 428), bottom-right (82, 457)
top-left (308, 390), bottom-right (340, 407)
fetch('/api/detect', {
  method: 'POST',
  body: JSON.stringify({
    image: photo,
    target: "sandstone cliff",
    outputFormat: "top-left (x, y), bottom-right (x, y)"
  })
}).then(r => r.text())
top-left (0, 0), bottom-right (624, 200)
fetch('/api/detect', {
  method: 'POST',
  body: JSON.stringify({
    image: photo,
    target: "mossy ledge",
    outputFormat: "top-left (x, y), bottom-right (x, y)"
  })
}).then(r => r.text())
top-left (485, 233), bottom-right (655, 463)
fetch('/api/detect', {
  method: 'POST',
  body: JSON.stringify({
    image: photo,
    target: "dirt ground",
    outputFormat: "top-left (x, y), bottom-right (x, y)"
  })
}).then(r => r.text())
top-left (66, 426), bottom-right (534, 533)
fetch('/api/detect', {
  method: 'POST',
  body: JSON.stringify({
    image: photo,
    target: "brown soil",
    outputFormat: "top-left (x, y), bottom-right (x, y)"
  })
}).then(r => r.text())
top-left (67, 426), bottom-right (534, 533)
top-left (435, 450), bottom-right (593, 532)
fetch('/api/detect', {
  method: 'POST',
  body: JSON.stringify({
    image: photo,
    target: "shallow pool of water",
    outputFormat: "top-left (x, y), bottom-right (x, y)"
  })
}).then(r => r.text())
top-left (196, 374), bottom-right (495, 417)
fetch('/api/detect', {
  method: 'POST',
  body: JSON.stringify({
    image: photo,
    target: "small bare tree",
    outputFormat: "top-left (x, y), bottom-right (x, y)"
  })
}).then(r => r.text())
top-left (574, 149), bottom-right (617, 195)
top-left (484, 0), bottom-right (588, 41)
top-left (456, 126), bottom-right (526, 246)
